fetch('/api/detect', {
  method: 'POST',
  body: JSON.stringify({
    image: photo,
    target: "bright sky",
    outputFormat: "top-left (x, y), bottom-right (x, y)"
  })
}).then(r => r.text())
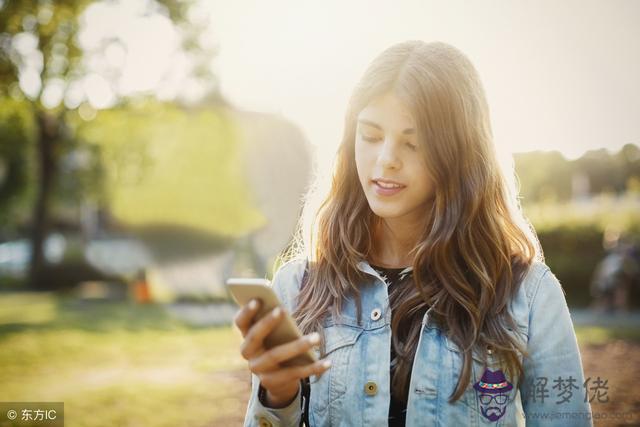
top-left (38, 0), bottom-right (639, 166)
top-left (202, 0), bottom-right (640, 165)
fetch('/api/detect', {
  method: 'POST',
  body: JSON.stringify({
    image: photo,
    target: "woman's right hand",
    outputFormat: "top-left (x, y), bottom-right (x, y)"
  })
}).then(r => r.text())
top-left (234, 298), bottom-right (332, 408)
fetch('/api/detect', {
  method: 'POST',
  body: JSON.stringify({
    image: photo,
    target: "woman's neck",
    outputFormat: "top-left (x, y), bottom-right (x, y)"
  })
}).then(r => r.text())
top-left (369, 217), bottom-right (421, 268)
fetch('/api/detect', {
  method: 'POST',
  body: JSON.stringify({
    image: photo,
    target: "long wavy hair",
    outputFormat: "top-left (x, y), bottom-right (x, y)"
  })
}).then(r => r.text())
top-left (276, 40), bottom-right (542, 404)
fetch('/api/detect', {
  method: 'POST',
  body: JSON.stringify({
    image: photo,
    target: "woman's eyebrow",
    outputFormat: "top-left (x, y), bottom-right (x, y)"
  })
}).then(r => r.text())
top-left (357, 119), bottom-right (416, 135)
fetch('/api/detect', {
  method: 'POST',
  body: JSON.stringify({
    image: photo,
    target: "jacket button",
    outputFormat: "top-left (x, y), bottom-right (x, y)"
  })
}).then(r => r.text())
top-left (257, 416), bottom-right (273, 427)
top-left (370, 308), bottom-right (382, 321)
top-left (364, 381), bottom-right (378, 395)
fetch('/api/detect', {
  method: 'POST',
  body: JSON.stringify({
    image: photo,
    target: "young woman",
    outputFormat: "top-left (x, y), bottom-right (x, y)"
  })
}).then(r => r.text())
top-left (235, 40), bottom-right (593, 426)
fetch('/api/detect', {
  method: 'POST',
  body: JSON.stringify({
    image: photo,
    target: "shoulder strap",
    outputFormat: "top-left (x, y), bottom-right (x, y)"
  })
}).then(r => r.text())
top-left (298, 259), bottom-right (311, 426)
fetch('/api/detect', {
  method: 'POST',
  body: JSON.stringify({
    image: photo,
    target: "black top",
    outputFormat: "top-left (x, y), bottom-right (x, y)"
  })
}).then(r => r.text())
top-left (370, 263), bottom-right (412, 427)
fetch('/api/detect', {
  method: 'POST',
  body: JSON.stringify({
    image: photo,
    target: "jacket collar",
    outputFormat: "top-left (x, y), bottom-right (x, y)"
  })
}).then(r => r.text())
top-left (356, 259), bottom-right (414, 281)
top-left (358, 259), bottom-right (439, 327)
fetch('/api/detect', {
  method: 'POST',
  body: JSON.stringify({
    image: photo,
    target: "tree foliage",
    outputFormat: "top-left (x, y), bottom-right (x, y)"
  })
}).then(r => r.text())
top-left (514, 143), bottom-right (640, 203)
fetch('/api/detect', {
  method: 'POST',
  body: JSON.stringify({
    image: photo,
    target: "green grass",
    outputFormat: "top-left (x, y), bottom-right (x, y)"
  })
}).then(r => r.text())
top-left (575, 325), bottom-right (640, 346)
top-left (3, 292), bottom-right (639, 426)
top-left (0, 292), bottom-right (247, 427)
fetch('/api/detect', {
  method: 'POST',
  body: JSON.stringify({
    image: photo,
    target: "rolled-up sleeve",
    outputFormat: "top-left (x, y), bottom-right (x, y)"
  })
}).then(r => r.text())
top-left (243, 372), bottom-right (302, 427)
top-left (519, 267), bottom-right (593, 426)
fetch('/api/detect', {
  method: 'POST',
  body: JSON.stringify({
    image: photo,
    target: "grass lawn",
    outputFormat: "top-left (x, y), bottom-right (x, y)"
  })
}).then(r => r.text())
top-left (576, 325), bottom-right (640, 346)
top-left (1, 292), bottom-right (639, 426)
top-left (0, 292), bottom-right (248, 427)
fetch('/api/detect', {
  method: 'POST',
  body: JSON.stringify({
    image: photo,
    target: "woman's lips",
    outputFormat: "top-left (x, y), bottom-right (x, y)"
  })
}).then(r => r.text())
top-left (372, 180), bottom-right (406, 196)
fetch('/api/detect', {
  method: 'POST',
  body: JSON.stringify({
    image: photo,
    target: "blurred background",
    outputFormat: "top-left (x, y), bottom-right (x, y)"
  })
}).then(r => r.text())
top-left (0, 0), bottom-right (638, 425)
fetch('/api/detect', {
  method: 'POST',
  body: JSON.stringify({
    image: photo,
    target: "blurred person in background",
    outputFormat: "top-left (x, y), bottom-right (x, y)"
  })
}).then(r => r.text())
top-left (591, 228), bottom-right (640, 313)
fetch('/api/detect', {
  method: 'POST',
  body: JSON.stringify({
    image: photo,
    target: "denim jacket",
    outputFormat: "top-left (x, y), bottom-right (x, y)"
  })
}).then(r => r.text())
top-left (243, 258), bottom-right (593, 426)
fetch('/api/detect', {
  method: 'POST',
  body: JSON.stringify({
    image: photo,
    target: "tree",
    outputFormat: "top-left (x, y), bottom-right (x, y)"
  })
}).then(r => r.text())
top-left (0, 0), bottom-right (213, 289)
top-left (0, 98), bottom-right (36, 233)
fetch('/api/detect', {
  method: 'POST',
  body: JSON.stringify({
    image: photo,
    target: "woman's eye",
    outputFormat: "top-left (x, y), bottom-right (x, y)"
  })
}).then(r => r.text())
top-left (361, 134), bottom-right (417, 150)
top-left (362, 135), bottom-right (380, 142)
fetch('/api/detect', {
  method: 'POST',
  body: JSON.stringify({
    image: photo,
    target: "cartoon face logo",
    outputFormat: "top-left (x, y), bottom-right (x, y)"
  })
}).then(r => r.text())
top-left (473, 368), bottom-right (513, 422)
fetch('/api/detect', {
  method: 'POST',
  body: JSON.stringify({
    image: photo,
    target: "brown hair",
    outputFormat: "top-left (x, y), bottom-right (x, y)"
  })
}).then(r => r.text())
top-left (277, 40), bottom-right (542, 404)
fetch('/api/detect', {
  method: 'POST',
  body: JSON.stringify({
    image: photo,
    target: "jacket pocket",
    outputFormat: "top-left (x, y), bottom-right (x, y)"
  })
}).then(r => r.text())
top-left (444, 326), bottom-right (527, 426)
top-left (309, 324), bottom-right (363, 425)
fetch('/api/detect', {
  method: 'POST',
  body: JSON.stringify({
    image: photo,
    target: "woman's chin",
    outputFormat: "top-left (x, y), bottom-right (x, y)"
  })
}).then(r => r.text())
top-left (368, 203), bottom-right (404, 219)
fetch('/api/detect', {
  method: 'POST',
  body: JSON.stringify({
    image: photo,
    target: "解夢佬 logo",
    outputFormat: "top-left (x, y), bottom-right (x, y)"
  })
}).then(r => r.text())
top-left (474, 368), bottom-right (513, 422)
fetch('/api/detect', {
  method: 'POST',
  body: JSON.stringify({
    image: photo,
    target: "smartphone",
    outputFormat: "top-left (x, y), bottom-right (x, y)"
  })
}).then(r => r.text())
top-left (226, 277), bottom-right (319, 368)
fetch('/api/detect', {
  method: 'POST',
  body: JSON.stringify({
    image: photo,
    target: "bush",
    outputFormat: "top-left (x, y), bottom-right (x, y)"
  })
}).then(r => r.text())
top-left (536, 223), bottom-right (640, 308)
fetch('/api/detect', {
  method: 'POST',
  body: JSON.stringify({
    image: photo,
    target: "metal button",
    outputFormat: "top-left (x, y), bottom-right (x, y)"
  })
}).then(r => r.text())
top-left (364, 381), bottom-right (378, 395)
top-left (370, 307), bottom-right (382, 321)
top-left (258, 416), bottom-right (273, 427)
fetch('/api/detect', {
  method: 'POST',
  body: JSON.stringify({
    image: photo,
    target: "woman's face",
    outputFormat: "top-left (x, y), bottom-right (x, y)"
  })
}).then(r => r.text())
top-left (355, 91), bottom-right (434, 222)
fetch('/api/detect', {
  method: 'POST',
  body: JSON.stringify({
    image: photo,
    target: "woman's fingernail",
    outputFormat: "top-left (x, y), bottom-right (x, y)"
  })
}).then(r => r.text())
top-left (308, 332), bottom-right (320, 344)
top-left (322, 360), bottom-right (332, 368)
top-left (272, 307), bottom-right (281, 318)
top-left (248, 299), bottom-right (258, 310)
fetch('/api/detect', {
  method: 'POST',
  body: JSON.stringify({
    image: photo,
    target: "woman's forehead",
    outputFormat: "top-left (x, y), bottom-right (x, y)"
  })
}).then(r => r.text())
top-left (357, 92), bottom-right (416, 130)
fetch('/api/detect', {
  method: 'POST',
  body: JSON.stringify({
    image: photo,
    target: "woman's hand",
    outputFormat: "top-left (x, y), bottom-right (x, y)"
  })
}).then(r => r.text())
top-left (234, 298), bottom-right (332, 408)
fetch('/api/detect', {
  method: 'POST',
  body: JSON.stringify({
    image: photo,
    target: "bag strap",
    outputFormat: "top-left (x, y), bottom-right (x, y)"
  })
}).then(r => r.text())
top-left (299, 259), bottom-right (311, 427)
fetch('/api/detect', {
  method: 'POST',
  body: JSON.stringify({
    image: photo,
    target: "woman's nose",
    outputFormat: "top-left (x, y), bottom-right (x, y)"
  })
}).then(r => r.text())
top-left (377, 139), bottom-right (401, 168)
